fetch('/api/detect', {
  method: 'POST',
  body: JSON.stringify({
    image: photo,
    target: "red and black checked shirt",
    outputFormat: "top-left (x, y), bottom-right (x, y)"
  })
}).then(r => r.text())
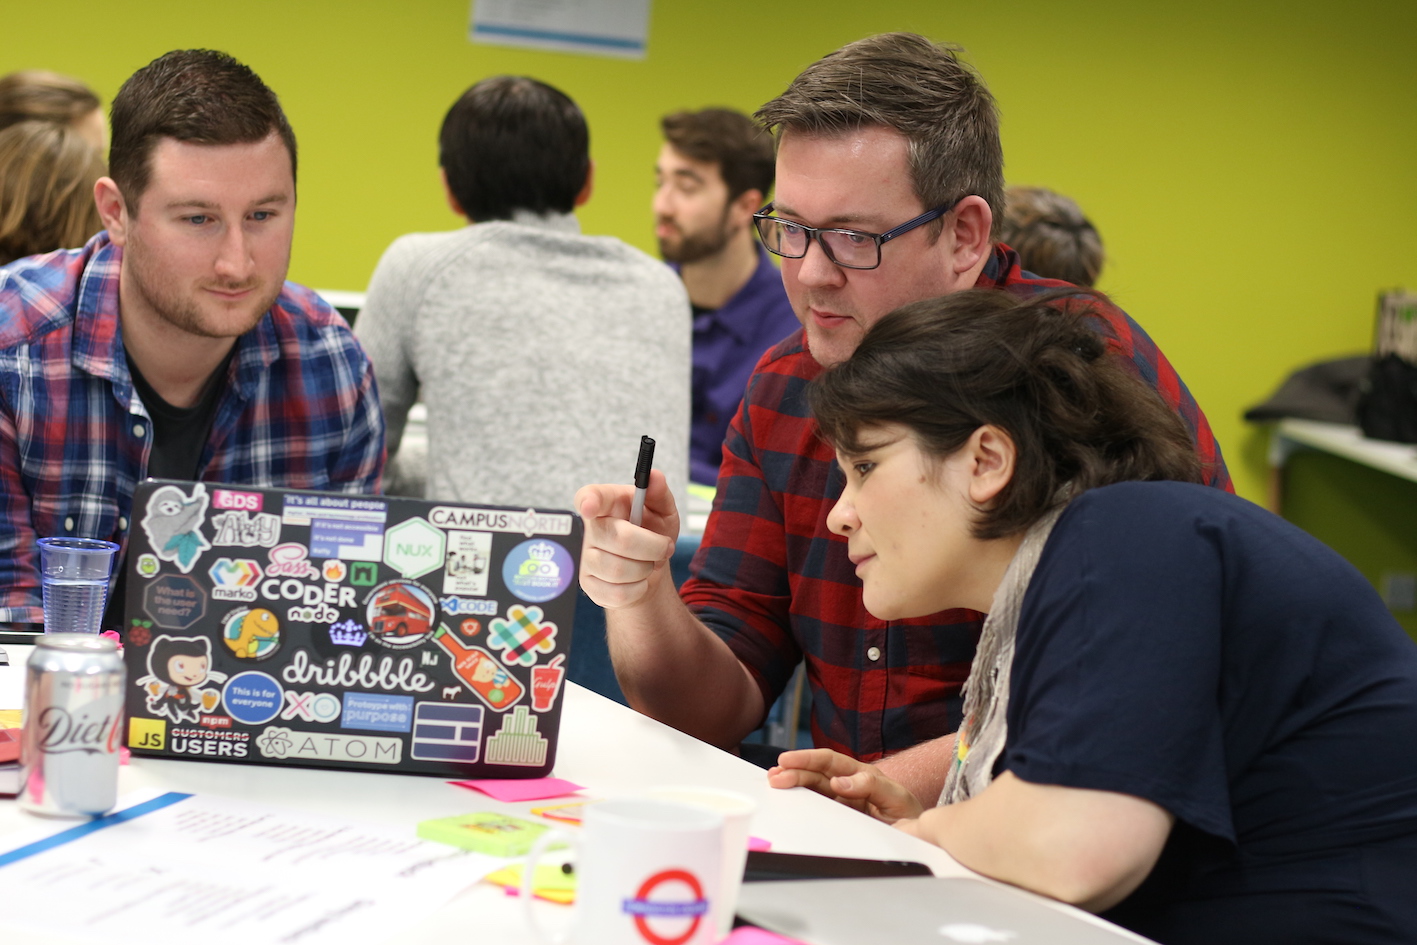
top-left (680, 245), bottom-right (1232, 762)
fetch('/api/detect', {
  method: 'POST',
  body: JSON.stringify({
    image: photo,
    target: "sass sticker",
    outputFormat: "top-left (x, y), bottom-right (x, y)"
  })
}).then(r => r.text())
top-left (222, 671), bottom-right (284, 726)
top-left (484, 705), bottom-right (548, 767)
top-left (365, 580), bottom-right (437, 650)
top-left (442, 530), bottom-right (492, 597)
top-left (431, 627), bottom-right (523, 710)
top-left (502, 539), bottom-right (573, 603)
top-left (220, 607), bottom-right (281, 660)
top-left (383, 517), bottom-right (446, 580)
top-left (142, 483), bottom-right (212, 573)
top-left (135, 635), bottom-right (228, 724)
top-left (411, 702), bottom-right (483, 763)
top-left (488, 605), bottom-right (558, 666)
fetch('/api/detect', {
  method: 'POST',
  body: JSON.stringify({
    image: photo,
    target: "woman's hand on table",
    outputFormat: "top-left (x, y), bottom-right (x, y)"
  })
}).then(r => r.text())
top-left (767, 748), bottom-right (925, 823)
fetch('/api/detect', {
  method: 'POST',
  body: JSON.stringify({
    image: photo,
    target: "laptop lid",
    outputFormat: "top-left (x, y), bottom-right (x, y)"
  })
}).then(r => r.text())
top-left (120, 480), bottom-right (581, 779)
top-left (735, 876), bottom-right (1156, 945)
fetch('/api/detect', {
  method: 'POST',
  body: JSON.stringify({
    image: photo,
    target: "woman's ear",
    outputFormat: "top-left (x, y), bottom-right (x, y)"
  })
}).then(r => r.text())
top-left (966, 425), bottom-right (1016, 506)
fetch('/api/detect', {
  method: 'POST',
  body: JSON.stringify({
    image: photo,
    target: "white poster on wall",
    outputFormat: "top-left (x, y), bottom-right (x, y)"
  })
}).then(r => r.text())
top-left (471, 0), bottom-right (651, 60)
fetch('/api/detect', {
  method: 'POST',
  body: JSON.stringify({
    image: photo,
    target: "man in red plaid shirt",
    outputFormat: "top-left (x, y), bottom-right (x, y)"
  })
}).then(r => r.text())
top-left (575, 33), bottom-right (1230, 807)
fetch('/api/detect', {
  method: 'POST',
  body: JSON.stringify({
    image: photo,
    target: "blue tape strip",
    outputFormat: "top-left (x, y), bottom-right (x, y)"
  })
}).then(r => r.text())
top-left (0, 791), bottom-right (192, 868)
top-left (472, 23), bottom-right (646, 52)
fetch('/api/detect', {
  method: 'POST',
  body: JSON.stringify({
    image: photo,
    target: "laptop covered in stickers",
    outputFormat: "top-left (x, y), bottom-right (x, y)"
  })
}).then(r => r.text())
top-left (120, 479), bottom-right (581, 779)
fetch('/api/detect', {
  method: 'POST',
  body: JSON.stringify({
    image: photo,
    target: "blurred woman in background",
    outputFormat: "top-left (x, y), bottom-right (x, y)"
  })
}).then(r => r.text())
top-left (0, 120), bottom-right (106, 266)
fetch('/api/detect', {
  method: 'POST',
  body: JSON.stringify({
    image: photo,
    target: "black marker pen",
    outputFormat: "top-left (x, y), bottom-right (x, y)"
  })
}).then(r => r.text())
top-left (630, 435), bottom-right (655, 527)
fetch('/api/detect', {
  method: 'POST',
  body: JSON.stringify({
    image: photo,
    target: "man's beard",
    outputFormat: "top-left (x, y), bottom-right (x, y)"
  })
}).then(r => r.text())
top-left (126, 237), bottom-right (281, 340)
top-left (658, 213), bottom-right (732, 265)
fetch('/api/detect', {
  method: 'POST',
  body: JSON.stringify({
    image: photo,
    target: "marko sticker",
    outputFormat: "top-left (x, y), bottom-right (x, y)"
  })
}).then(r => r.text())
top-left (142, 483), bottom-right (211, 573)
top-left (209, 557), bottom-right (263, 602)
top-left (502, 539), bottom-right (574, 604)
top-left (483, 705), bottom-right (548, 767)
top-left (342, 692), bottom-right (414, 733)
top-left (255, 726), bottom-right (402, 765)
top-left (220, 607), bottom-right (280, 660)
top-left (411, 702), bottom-right (483, 763)
top-left (222, 671), bottom-right (284, 726)
top-left (442, 530), bottom-right (492, 597)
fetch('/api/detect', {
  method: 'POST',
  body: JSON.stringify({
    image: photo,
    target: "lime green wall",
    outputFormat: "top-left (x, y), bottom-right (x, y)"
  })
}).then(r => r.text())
top-left (5, 1), bottom-right (1416, 505)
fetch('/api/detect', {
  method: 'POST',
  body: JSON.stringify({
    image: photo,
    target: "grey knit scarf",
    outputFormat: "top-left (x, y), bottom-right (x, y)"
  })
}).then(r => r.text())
top-left (939, 503), bottom-right (1067, 806)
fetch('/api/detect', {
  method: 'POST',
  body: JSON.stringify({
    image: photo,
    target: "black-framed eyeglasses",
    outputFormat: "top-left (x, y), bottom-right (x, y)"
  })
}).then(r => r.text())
top-left (752, 198), bottom-right (962, 270)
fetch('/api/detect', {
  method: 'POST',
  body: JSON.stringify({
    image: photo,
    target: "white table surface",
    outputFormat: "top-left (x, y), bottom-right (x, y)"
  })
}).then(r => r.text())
top-left (0, 643), bottom-right (985, 944)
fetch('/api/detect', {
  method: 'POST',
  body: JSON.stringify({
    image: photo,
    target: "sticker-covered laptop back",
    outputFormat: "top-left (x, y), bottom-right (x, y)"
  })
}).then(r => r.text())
top-left (121, 481), bottom-right (580, 779)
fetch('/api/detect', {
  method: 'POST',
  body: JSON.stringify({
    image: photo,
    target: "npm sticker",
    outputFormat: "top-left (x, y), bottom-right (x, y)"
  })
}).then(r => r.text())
top-left (342, 692), bottom-right (414, 733)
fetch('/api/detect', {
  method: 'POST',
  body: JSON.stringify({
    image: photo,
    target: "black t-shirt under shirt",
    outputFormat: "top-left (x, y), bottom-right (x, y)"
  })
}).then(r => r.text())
top-left (1004, 481), bottom-right (1417, 944)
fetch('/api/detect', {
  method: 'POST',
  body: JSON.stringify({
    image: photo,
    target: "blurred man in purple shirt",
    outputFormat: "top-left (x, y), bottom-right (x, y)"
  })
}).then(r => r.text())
top-left (654, 108), bottom-right (799, 486)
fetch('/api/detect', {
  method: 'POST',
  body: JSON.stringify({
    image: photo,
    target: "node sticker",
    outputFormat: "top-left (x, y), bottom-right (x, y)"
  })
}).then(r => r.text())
top-left (502, 539), bottom-right (574, 603)
top-left (411, 702), bottom-right (483, 763)
top-left (142, 483), bottom-right (211, 573)
top-left (488, 605), bottom-right (558, 666)
top-left (442, 530), bottom-right (492, 597)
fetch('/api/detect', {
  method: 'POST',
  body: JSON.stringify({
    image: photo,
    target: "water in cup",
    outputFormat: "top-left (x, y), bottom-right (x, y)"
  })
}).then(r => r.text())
top-left (37, 537), bottom-right (120, 634)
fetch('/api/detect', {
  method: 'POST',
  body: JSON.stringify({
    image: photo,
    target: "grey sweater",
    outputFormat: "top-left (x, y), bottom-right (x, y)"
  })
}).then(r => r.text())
top-left (355, 212), bottom-right (691, 512)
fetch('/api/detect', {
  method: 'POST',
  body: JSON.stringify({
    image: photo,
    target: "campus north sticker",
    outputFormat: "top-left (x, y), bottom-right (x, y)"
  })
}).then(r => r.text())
top-left (502, 539), bottom-right (573, 603)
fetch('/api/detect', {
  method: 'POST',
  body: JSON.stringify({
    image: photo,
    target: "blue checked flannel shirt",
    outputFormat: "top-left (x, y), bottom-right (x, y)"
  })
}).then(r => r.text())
top-left (0, 234), bottom-right (385, 624)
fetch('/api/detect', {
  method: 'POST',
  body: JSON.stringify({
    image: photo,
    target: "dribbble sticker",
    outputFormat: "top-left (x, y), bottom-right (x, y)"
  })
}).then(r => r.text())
top-left (502, 539), bottom-right (573, 603)
top-left (222, 671), bottom-right (284, 725)
top-left (142, 483), bottom-right (211, 573)
top-left (221, 607), bottom-right (281, 660)
top-left (488, 605), bottom-right (557, 667)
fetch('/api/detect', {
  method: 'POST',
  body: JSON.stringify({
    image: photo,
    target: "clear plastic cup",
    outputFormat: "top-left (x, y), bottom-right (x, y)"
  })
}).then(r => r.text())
top-left (37, 537), bottom-right (120, 634)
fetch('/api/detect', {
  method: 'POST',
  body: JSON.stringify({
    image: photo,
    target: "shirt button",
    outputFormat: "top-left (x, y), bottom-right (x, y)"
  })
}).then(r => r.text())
top-left (133, 423), bottom-right (147, 438)
top-left (64, 517), bottom-right (75, 531)
top-left (867, 646), bottom-right (882, 662)
top-left (118, 516), bottom-right (129, 530)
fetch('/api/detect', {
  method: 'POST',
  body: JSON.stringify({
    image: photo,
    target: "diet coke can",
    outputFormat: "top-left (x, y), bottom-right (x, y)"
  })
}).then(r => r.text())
top-left (20, 633), bottom-right (125, 817)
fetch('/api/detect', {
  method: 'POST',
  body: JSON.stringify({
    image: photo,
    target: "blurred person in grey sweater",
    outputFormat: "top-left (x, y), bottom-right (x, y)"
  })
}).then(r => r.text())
top-left (356, 76), bottom-right (690, 511)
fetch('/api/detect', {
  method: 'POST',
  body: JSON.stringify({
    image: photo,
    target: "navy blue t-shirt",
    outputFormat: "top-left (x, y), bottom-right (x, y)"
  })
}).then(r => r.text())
top-left (1006, 481), bottom-right (1417, 945)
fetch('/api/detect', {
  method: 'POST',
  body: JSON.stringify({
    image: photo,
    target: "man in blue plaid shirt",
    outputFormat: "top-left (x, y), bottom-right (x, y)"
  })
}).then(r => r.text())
top-left (0, 49), bottom-right (383, 628)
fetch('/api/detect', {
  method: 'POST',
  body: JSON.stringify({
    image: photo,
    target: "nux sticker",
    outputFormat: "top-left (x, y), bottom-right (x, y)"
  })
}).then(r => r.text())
top-left (135, 634), bottom-right (228, 724)
top-left (142, 483), bottom-right (212, 573)
top-left (383, 517), bottom-right (446, 580)
top-left (488, 605), bottom-right (558, 667)
top-left (364, 580), bottom-right (437, 650)
top-left (484, 705), bottom-right (548, 766)
top-left (503, 539), bottom-right (573, 603)
top-left (221, 607), bottom-right (281, 660)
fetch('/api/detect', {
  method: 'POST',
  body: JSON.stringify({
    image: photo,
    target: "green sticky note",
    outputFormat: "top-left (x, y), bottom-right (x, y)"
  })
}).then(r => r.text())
top-left (417, 811), bottom-right (565, 857)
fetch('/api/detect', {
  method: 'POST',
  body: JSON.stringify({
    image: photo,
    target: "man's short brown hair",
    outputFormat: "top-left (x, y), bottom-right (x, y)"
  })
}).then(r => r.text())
top-left (756, 32), bottom-right (1003, 237)
top-left (660, 108), bottom-right (775, 203)
top-left (108, 49), bottom-right (297, 214)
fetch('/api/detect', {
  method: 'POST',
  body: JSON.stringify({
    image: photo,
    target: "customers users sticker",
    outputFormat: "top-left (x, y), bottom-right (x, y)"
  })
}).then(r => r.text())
top-left (502, 539), bottom-right (573, 604)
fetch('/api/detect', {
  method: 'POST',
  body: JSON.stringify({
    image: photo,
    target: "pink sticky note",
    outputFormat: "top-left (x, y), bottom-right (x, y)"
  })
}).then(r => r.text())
top-left (452, 777), bottom-right (583, 802)
top-left (747, 836), bottom-right (772, 852)
top-left (720, 928), bottom-right (808, 945)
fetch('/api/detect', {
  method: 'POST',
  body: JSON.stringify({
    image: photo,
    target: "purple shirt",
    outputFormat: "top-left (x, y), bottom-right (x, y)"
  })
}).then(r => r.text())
top-left (683, 246), bottom-right (799, 485)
